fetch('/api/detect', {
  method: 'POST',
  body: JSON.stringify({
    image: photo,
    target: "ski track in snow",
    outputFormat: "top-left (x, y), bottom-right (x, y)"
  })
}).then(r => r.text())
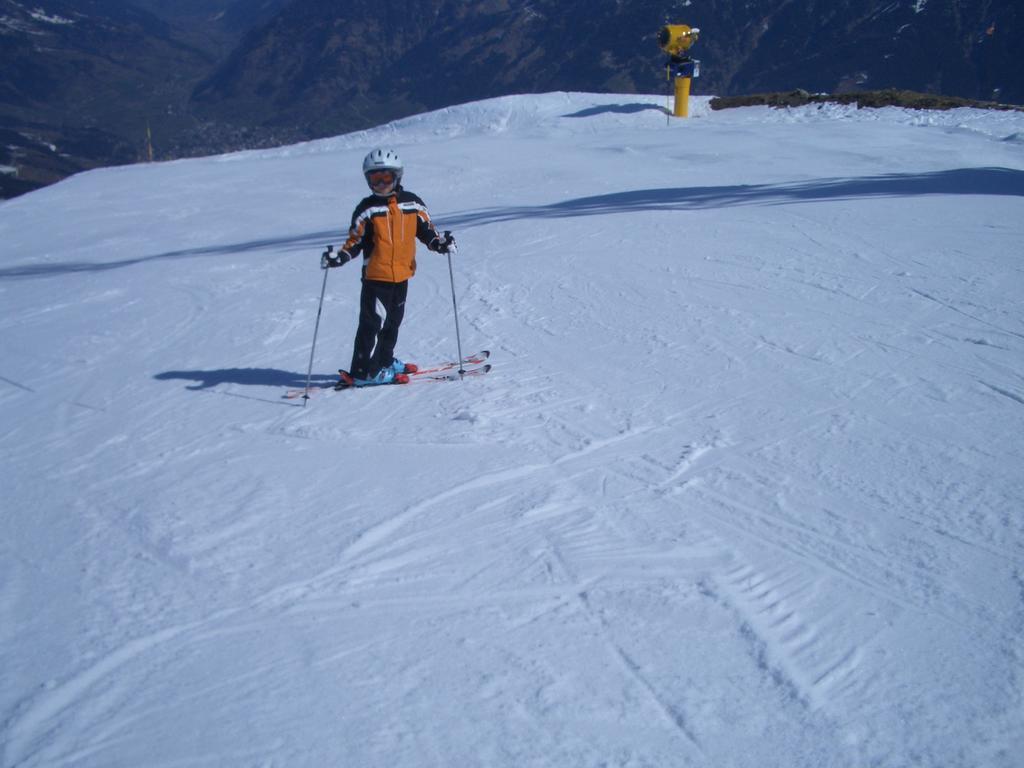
top-left (2, 93), bottom-right (1023, 767)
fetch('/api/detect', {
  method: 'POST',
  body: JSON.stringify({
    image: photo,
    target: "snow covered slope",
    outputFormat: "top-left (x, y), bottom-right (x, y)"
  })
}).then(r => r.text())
top-left (2, 92), bottom-right (1023, 767)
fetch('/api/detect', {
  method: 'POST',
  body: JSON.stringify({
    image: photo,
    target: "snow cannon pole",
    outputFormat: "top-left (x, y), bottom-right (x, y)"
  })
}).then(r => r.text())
top-left (303, 248), bottom-right (332, 405)
top-left (446, 250), bottom-right (466, 379)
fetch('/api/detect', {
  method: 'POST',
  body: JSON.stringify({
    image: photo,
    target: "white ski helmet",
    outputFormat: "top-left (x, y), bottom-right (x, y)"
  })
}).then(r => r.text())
top-left (362, 148), bottom-right (403, 189)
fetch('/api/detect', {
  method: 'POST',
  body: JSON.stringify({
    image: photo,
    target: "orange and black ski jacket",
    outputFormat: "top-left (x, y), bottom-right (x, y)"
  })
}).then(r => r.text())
top-left (341, 187), bottom-right (441, 284)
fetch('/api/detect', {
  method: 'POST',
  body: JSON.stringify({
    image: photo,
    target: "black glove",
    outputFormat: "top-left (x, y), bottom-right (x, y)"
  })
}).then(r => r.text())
top-left (321, 247), bottom-right (353, 269)
top-left (430, 230), bottom-right (457, 255)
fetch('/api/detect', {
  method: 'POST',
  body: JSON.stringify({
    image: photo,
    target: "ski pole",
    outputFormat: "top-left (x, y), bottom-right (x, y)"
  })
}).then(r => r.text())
top-left (303, 247), bottom-right (332, 405)
top-left (445, 243), bottom-right (465, 379)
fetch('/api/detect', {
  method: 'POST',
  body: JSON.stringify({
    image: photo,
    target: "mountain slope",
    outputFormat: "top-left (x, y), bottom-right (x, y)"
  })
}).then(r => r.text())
top-left (3, 0), bottom-right (1022, 199)
top-left (1, 93), bottom-right (1023, 767)
top-left (122, 0), bottom-right (294, 45)
top-left (0, 0), bottom-right (215, 194)
top-left (193, 0), bottom-right (1024, 139)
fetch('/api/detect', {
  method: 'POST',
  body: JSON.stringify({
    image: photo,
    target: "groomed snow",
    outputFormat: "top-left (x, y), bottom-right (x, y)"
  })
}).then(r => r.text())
top-left (1, 92), bottom-right (1023, 767)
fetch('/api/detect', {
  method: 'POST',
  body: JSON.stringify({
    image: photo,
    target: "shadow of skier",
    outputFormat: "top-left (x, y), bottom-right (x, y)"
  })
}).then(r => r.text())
top-left (154, 368), bottom-right (335, 391)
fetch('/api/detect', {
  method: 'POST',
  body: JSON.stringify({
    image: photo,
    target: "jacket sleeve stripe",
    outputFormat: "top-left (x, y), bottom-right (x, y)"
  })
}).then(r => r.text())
top-left (344, 204), bottom-right (391, 252)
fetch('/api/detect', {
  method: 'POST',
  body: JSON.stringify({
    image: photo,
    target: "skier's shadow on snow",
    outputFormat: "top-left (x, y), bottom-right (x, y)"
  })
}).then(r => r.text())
top-left (154, 368), bottom-right (334, 391)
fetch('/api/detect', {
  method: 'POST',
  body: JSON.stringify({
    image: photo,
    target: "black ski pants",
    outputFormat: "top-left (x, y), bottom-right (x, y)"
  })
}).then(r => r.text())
top-left (350, 279), bottom-right (408, 379)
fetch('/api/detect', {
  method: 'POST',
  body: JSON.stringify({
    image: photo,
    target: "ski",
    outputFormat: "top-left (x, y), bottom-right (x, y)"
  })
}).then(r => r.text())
top-left (408, 349), bottom-right (490, 377)
top-left (332, 372), bottom-right (411, 391)
top-left (285, 350), bottom-right (491, 399)
top-left (321, 364), bottom-right (491, 393)
top-left (410, 363), bottom-right (492, 383)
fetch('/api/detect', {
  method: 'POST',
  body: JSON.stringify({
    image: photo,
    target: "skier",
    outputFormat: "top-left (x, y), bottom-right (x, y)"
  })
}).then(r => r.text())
top-left (322, 148), bottom-right (457, 387)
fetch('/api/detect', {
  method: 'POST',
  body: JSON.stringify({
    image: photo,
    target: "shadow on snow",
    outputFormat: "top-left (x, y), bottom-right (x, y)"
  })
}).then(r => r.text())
top-left (441, 166), bottom-right (1024, 228)
top-left (0, 229), bottom-right (337, 279)
top-left (562, 103), bottom-right (669, 118)
top-left (154, 368), bottom-right (335, 391)
top-left (3, 168), bottom-right (1022, 279)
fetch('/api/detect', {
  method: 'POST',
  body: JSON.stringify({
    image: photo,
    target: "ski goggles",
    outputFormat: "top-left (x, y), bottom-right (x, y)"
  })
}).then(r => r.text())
top-left (367, 170), bottom-right (396, 185)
